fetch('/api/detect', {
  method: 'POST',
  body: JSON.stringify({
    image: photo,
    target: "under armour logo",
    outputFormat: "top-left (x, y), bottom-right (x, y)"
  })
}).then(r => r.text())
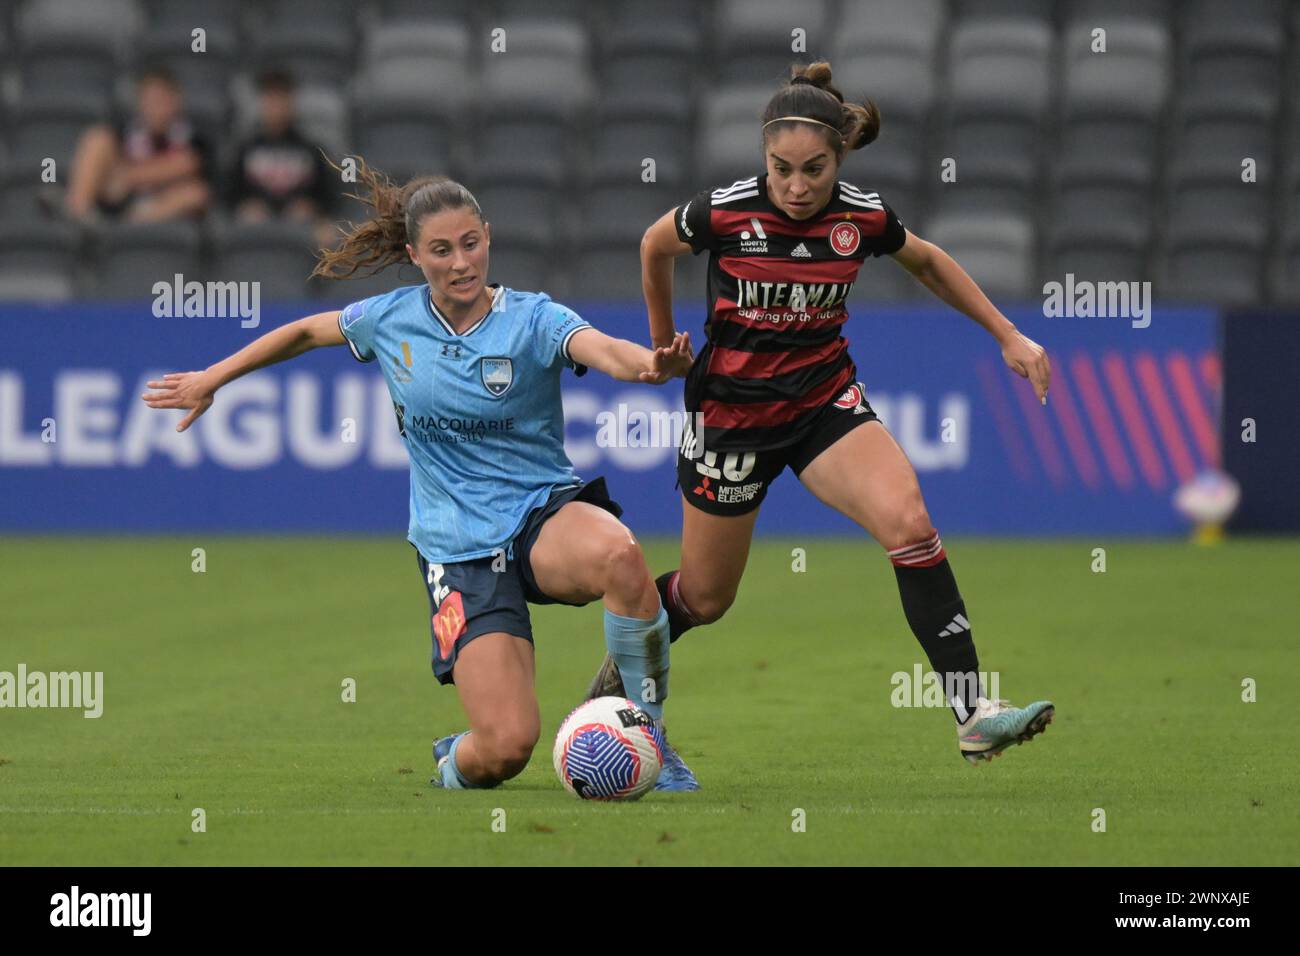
top-left (441, 344), bottom-right (461, 358)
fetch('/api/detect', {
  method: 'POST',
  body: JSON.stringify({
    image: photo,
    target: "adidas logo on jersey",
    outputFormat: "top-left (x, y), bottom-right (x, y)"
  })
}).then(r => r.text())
top-left (938, 613), bottom-right (971, 637)
top-left (790, 242), bottom-right (812, 257)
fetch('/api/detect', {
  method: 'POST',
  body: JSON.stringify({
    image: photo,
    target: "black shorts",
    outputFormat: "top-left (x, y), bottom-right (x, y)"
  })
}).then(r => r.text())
top-left (414, 477), bottom-right (623, 685)
top-left (676, 380), bottom-right (879, 517)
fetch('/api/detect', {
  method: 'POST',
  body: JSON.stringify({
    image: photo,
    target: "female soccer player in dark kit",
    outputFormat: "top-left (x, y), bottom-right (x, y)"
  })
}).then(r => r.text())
top-left (584, 62), bottom-right (1055, 774)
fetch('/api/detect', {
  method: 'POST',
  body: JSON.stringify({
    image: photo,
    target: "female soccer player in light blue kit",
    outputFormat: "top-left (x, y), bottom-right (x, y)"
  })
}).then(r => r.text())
top-left (141, 163), bottom-right (700, 790)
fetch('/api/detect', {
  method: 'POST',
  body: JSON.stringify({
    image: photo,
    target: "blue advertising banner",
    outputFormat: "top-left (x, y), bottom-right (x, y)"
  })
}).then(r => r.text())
top-left (0, 295), bottom-right (1219, 536)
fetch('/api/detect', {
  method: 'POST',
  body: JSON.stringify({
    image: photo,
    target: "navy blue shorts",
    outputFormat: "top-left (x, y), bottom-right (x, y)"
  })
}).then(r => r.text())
top-left (415, 477), bottom-right (624, 685)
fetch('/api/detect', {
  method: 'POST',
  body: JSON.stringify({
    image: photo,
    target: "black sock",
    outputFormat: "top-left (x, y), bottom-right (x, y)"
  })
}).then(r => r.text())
top-left (656, 570), bottom-right (699, 643)
top-left (890, 536), bottom-right (982, 724)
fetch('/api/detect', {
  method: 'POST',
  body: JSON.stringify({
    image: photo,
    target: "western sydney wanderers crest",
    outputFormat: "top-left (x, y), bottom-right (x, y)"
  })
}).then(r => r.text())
top-left (829, 220), bottom-right (861, 256)
top-left (480, 357), bottom-right (513, 396)
top-left (834, 383), bottom-right (868, 414)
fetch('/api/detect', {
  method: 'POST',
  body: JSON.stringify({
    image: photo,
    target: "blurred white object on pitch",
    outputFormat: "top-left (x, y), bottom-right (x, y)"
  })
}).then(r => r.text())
top-left (1173, 469), bottom-right (1241, 543)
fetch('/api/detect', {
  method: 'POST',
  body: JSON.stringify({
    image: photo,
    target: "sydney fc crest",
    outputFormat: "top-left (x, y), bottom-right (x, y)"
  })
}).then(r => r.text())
top-left (481, 357), bottom-right (513, 396)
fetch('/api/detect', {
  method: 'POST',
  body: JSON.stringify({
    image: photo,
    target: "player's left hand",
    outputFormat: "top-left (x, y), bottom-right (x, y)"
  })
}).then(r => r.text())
top-left (640, 332), bottom-right (694, 384)
top-left (1001, 331), bottom-right (1051, 405)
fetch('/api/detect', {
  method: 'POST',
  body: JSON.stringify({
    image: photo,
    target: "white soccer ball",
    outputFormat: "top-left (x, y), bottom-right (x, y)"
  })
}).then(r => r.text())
top-left (552, 697), bottom-right (664, 800)
top-left (1173, 469), bottom-right (1241, 525)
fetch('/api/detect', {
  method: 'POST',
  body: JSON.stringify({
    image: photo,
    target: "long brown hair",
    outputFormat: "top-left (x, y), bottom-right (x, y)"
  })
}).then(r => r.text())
top-left (762, 61), bottom-right (881, 157)
top-left (312, 157), bottom-right (485, 280)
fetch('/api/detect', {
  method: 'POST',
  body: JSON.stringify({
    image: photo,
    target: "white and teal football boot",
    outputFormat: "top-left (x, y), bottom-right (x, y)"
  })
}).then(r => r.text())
top-left (958, 697), bottom-right (1055, 765)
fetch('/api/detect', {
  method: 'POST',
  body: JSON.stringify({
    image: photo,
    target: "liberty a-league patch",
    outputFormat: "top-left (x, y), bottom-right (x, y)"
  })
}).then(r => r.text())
top-left (480, 357), bottom-right (514, 397)
top-left (340, 300), bottom-right (365, 329)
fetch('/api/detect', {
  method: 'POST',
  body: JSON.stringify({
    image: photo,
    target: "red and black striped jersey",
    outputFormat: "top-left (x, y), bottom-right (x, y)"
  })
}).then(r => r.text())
top-left (673, 172), bottom-right (907, 451)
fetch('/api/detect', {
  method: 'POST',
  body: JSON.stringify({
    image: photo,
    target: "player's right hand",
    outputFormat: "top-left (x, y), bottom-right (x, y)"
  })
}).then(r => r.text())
top-left (141, 371), bottom-right (217, 432)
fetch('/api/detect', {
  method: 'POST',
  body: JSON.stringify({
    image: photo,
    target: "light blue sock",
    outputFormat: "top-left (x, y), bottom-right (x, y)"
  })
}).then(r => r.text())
top-left (439, 731), bottom-right (496, 789)
top-left (603, 605), bottom-right (670, 721)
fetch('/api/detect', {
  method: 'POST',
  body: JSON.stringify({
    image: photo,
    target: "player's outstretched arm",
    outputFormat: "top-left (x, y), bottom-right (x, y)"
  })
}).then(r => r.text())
top-left (140, 310), bottom-right (346, 432)
top-left (891, 230), bottom-right (1051, 404)
top-left (566, 326), bottom-right (694, 385)
top-left (641, 209), bottom-right (693, 349)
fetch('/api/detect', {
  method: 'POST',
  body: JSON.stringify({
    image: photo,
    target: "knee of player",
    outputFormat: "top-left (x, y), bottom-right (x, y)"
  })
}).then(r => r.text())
top-left (479, 726), bottom-right (539, 780)
top-left (686, 587), bottom-right (736, 625)
top-left (598, 535), bottom-right (652, 597)
top-left (884, 504), bottom-right (935, 552)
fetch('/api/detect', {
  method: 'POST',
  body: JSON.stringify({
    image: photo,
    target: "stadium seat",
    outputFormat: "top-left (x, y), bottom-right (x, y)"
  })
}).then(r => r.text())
top-left (1061, 19), bottom-right (1170, 121)
top-left (210, 219), bottom-right (319, 301)
top-left (939, 20), bottom-right (1052, 214)
top-left (712, 0), bottom-right (830, 84)
top-left (1055, 116), bottom-right (1160, 185)
top-left (925, 212), bottom-right (1036, 298)
top-left (570, 243), bottom-right (646, 301)
top-left (257, 0), bottom-right (357, 33)
top-left (842, 110), bottom-right (927, 199)
top-left (599, 9), bottom-right (700, 101)
top-left (495, 0), bottom-right (588, 24)
top-left (473, 116), bottom-right (572, 186)
top-left (142, 0), bottom-right (238, 33)
top-left (833, 41), bottom-right (940, 128)
top-left (485, 239), bottom-right (556, 296)
top-left (1158, 232), bottom-right (1264, 306)
top-left (837, 0), bottom-right (947, 38)
top-left (946, 19), bottom-right (1053, 119)
top-left (577, 184), bottom-right (677, 245)
top-left (19, 34), bottom-right (118, 100)
top-left (133, 24), bottom-right (238, 104)
top-left (698, 85), bottom-right (769, 187)
top-left (253, 26), bottom-right (354, 90)
top-left (1269, 228), bottom-right (1300, 303)
top-left (0, 220), bottom-right (81, 300)
top-left (362, 21), bottom-right (471, 64)
top-left (354, 53), bottom-right (472, 117)
top-left (1050, 177), bottom-right (1155, 249)
top-left (1167, 105), bottom-right (1277, 184)
top-left (479, 24), bottom-right (593, 120)
top-left (0, 161), bottom-right (42, 221)
top-left (9, 94), bottom-right (111, 168)
top-left (1045, 229), bottom-right (1148, 286)
top-left (671, 251), bottom-right (709, 307)
top-left (1180, 0), bottom-right (1286, 113)
top-left (955, 0), bottom-right (1055, 22)
top-left (91, 221), bottom-right (203, 300)
top-left (1065, 0), bottom-right (1171, 19)
top-left (849, 256), bottom-right (926, 303)
top-left (374, 0), bottom-right (474, 22)
top-left (15, 0), bottom-right (142, 49)
top-left (354, 103), bottom-right (457, 183)
top-left (472, 183), bottom-right (557, 246)
top-left (1165, 176), bottom-right (1272, 250)
top-left (589, 91), bottom-right (694, 187)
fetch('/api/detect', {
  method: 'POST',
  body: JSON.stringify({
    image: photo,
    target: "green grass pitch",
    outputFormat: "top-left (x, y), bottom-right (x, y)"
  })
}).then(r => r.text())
top-left (1, 534), bottom-right (1296, 866)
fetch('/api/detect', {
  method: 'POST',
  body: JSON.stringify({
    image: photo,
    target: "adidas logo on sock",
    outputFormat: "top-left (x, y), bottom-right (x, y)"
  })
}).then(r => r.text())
top-left (790, 242), bottom-right (811, 257)
top-left (938, 613), bottom-right (971, 637)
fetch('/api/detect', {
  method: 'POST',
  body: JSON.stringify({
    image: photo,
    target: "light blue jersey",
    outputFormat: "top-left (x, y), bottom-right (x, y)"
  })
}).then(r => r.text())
top-left (337, 283), bottom-right (592, 563)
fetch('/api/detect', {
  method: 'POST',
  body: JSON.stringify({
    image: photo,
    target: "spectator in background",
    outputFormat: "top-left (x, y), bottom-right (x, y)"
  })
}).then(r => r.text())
top-left (227, 70), bottom-right (336, 242)
top-left (65, 66), bottom-right (211, 223)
